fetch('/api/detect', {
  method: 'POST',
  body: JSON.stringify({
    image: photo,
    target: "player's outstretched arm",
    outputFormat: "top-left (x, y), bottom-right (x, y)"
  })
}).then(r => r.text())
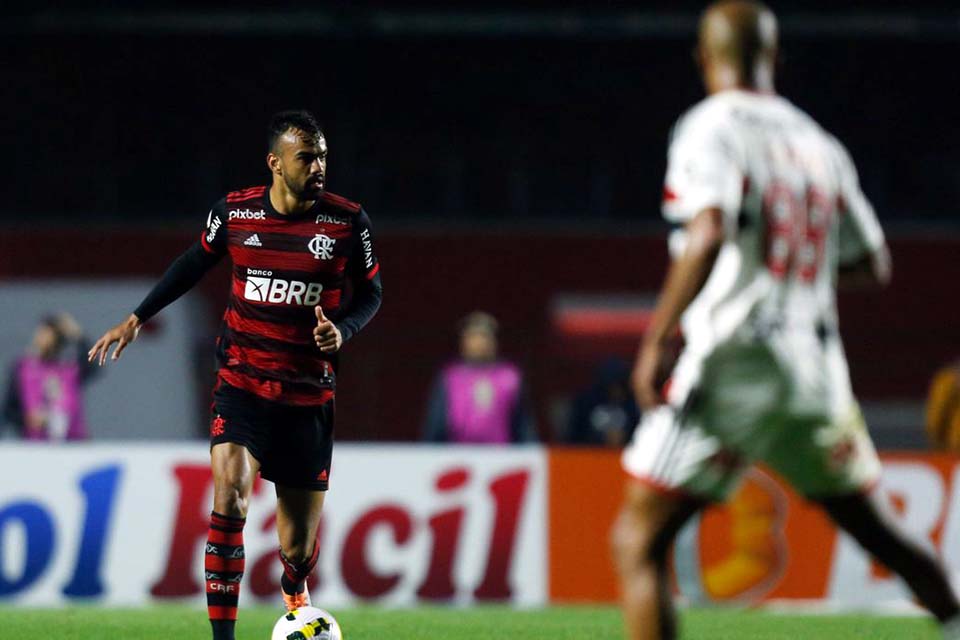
top-left (87, 314), bottom-right (141, 366)
top-left (88, 239), bottom-right (223, 366)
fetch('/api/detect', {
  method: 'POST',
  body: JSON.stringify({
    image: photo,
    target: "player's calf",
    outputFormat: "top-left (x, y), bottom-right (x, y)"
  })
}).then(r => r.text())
top-left (279, 541), bottom-right (320, 610)
top-left (818, 491), bottom-right (960, 625)
top-left (612, 481), bottom-right (704, 640)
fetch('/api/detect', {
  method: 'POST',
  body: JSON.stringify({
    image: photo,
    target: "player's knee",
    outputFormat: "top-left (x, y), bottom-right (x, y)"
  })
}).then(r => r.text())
top-left (215, 486), bottom-right (249, 517)
top-left (213, 472), bottom-right (253, 517)
top-left (611, 484), bottom-right (683, 575)
top-left (281, 540), bottom-right (313, 566)
top-left (611, 508), bottom-right (660, 576)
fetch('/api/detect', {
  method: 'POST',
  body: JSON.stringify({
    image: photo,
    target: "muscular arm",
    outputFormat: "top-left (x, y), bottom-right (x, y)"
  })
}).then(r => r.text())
top-left (633, 208), bottom-right (725, 409)
top-left (133, 240), bottom-right (223, 322)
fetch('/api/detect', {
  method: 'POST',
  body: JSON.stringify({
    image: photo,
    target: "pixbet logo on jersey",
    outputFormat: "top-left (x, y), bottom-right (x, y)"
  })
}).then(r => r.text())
top-left (316, 213), bottom-right (349, 226)
top-left (244, 270), bottom-right (323, 306)
top-left (228, 208), bottom-right (266, 221)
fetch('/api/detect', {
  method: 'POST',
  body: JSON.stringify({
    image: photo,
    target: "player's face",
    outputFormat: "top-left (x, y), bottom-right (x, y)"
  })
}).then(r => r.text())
top-left (273, 130), bottom-right (327, 201)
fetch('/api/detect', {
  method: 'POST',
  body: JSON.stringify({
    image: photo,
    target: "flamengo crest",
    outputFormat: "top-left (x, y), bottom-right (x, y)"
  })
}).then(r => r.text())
top-left (308, 234), bottom-right (335, 260)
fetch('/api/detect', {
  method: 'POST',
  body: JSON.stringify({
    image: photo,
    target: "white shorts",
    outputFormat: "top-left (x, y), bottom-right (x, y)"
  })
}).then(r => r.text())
top-left (622, 335), bottom-right (882, 501)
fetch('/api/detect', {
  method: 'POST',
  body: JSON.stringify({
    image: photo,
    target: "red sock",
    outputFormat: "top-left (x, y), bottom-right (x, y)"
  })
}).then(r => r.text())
top-left (279, 540), bottom-right (320, 595)
top-left (206, 512), bottom-right (245, 639)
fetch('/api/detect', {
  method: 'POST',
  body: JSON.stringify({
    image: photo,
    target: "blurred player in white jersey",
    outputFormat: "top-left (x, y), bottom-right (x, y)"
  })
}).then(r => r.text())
top-left (612, 2), bottom-right (960, 639)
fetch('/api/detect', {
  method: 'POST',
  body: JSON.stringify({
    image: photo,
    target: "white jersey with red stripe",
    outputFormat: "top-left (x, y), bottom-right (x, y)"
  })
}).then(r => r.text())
top-left (661, 89), bottom-right (884, 409)
top-left (620, 90), bottom-right (886, 500)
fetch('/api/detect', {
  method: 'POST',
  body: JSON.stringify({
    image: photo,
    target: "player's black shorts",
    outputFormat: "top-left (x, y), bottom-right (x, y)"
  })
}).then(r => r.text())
top-left (210, 381), bottom-right (334, 491)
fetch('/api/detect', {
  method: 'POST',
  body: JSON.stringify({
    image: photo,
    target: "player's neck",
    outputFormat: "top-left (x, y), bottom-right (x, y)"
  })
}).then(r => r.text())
top-left (269, 182), bottom-right (316, 216)
top-left (706, 61), bottom-right (775, 95)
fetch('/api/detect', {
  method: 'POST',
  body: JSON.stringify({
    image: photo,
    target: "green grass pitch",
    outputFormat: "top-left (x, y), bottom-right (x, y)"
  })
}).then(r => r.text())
top-left (0, 605), bottom-right (941, 639)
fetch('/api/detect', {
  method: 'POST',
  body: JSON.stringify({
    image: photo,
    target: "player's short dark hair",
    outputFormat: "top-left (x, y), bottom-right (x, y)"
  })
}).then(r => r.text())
top-left (268, 110), bottom-right (323, 152)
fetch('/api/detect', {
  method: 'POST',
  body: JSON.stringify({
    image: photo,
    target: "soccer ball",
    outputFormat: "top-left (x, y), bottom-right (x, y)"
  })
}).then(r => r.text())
top-left (271, 606), bottom-right (342, 640)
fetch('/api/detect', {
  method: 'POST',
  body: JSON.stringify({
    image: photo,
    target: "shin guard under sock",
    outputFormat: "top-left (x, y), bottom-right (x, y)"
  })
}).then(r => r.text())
top-left (279, 540), bottom-right (320, 595)
top-left (206, 512), bottom-right (246, 640)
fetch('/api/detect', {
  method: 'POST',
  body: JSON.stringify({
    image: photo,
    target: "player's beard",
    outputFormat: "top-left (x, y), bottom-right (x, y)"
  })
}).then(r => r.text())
top-left (285, 173), bottom-right (324, 203)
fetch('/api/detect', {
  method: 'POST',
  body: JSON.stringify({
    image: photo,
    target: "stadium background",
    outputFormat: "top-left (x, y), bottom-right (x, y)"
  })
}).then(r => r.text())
top-left (2, 0), bottom-right (960, 635)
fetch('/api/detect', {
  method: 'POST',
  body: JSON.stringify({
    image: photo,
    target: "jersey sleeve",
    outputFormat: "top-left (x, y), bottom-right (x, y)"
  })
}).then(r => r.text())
top-left (662, 107), bottom-right (744, 226)
top-left (350, 208), bottom-right (381, 281)
top-left (833, 140), bottom-right (885, 265)
top-left (335, 208), bottom-right (383, 344)
top-left (199, 198), bottom-right (229, 256)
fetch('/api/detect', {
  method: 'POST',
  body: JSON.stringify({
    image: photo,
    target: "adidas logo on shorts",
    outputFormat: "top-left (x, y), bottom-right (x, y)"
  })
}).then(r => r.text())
top-left (244, 234), bottom-right (262, 247)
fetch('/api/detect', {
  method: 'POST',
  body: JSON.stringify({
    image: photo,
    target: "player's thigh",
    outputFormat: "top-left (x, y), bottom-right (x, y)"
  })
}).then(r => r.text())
top-left (765, 404), bottom-right (881, 498)
top-left (209, 382), bottom-right (270, 488)
top-left (269, 402), bottom-right (333, 555)
top-left (260, 400), bottom-right (335, 492)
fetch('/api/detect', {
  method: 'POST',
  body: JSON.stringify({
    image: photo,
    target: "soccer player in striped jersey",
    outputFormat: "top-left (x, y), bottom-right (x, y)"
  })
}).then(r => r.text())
top-left (612, 3), bottom-right (960, 639)
top-left (88, 110), bottom-right (382, 640)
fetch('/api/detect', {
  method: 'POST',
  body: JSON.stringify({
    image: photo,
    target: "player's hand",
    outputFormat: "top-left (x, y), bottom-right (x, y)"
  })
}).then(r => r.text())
top-left (87, 314), bottom-right (141, 366)
top-left (632, 340), bottom-right (668, 411)
top-left (313, 306), bottom-right (342, 354)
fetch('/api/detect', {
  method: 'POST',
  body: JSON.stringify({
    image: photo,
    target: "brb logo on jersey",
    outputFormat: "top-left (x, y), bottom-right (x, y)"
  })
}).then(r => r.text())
top-left (308, 234), bottom-right (336, 260)
top-left (244, 269), bottom-right (323, 306)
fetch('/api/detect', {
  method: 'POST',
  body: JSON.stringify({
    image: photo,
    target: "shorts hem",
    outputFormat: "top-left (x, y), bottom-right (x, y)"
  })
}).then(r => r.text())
top-left (210, 435), bottom-right (265, 466)
top-left (261, 472), bottom-right (329, 492)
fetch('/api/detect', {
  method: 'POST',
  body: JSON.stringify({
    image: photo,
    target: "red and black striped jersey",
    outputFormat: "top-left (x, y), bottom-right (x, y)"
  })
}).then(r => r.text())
top-left (201, 186), bottom-right (380, 406)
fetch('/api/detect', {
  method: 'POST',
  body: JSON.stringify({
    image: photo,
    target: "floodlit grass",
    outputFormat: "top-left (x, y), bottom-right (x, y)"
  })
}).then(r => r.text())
top-left (0, 604), bottom-right (941, 639)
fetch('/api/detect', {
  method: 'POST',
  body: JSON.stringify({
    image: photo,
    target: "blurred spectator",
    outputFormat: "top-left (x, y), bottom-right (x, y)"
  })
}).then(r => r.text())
top-left (566, 357), bottom-right (639, 446)
top-left (423, 311), bottom-right (537, 444)
top-left (3, 313), bottom-right (97, 440)
top-left (926, 360), bottom-right (960, 452)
